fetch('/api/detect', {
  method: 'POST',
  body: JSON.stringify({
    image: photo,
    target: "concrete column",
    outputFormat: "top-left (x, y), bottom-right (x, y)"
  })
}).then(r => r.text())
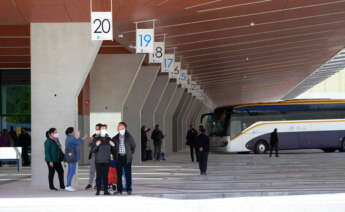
top-left (141, 74), bottom-right (169, 131)
top-left (123, 65), bottom-right (160, 164)
top-left (172, 91), bottom-right (187, 152)
top-left (182, 98), bottom-right (197, 151)
top-left (190, 102), bottom-right (203, 127)
top-left (31, 23), bottom-right (102, 186)
top-left (90, 54), bottom-right (145, 141)
top-left (164, 87), bottom-right (184, 154)
top-left (154, 81), bottom-right (177, 153)
top-left (176, 94), bottom-right (192, 152)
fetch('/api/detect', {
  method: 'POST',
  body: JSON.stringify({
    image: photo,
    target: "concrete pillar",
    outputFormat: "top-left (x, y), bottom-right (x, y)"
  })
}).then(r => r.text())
top-left (142, 74), bottom-right (169, 130)
top-left (176, 94), bottom-right (192, 152)
top-left (190, 102), bottom-right (203, 127)
top-left (182, 98), bottom-right (197, 151)
top-left (31, 23), bottom-right (102, 186)
top-left (123, 65), bottom-right (160, 164)
top-left (90, 54), bottom-right (145, 150)
top-left (154, 81), bottom-right (177, 153)
top-left (164, 87), bottom-right (184, 154)
top-left (172, 91), bottom-right (187, 152)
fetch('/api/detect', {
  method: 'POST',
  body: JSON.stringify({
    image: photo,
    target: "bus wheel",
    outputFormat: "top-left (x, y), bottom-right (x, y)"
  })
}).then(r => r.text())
top-left (255, 140), bottom-right (268, 154)
top-left (322, 149), bottom-right (336, 153)
top-left (340, 140), bottom-right (345, 152)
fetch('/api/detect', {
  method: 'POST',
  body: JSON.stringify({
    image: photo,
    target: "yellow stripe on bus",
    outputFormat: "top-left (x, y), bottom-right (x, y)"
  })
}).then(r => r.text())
top-left (230, 119), bottom-right (345, 141)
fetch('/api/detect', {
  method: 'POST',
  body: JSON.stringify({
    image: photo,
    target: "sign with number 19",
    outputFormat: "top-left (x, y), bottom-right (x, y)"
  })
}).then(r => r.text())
top-left (136, 29), bottom-right (154, 53)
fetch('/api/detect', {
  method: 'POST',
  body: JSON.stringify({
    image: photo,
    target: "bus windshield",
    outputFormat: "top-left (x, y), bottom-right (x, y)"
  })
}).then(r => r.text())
top-left (204, 109), bottom-right (230, 136)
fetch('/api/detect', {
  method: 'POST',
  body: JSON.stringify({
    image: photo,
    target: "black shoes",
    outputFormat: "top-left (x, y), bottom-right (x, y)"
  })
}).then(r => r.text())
top-left (104, 190), bottom-right (110, 195)
top-left (96, 190), bottom-right (100, 195)
top-left (127, 191), bottom-right (132, 195)
top-left (50, 187), bottom-right (58, 191)
top-left (85, 184), bottom-right (92, 190)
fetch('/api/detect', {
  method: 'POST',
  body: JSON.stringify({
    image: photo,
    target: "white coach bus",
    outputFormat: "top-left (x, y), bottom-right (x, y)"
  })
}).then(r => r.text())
top-left (201, 99), bottom-right (345, 153)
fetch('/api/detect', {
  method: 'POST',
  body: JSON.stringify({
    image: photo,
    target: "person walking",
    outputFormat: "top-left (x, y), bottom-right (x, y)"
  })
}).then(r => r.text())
top-left (151, 124), bottom-right (164, 160)
top-left (113, 122), bottom-right (136, 195)
top-left (196, 126), bottom-right (210, 175)
top-left (91, 124), bottom-right (115, 195)
top-left (9, 126), bottom-right (18, 147)
top-left (141, 125), bottom-right (150, 161)
top-left (18, 128), bottom-right (31, 166)
top-left (65, 127), bottom-right (86, 192)
top-left (44, 128), bottom-right (65, 191)
top-left (186, 124), bottom-right (198, 162)
top-left (85, 123), bottom-right (102, 190)
top-left (269, 128), bottom-right (279, 158)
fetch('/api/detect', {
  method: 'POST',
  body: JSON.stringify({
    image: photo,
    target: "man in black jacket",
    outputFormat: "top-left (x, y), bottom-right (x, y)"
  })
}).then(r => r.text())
top-left (151, 124), bottom-right (164, 160)
top-left (196, 126), bottom-right (210, 175)
top-left (18, 128), bottom-right (31, 166)
top-left (91, 124), bottom-right (115, 195)
top-left (186, 125), bottom-right (198, 162)
top-left (269, 128), bottom-right (279, 158)
top-left (112, 122), bottom-right (136, 195)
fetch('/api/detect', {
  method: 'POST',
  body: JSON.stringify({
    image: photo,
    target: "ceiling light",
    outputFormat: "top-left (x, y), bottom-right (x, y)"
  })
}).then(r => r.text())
top-left (250, 22), bottom-right (255, 27)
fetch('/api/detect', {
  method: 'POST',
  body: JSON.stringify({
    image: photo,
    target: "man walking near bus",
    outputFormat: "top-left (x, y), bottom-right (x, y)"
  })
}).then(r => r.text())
top-left (269, 128), bottom-right (279, 157)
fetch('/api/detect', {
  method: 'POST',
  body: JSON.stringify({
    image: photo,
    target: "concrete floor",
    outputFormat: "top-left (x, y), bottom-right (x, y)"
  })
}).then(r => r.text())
top-left (2, 150), bottom-right (345, 211)
top-left (1, 150), bottom-right (345, 199)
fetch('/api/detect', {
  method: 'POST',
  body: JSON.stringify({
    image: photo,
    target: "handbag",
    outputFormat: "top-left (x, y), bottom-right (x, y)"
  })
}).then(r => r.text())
top-left (58, 148), bottom-right (66, 162)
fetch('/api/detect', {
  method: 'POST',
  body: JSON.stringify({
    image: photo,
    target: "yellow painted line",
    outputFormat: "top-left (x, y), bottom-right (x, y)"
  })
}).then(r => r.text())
top-left (230, 119), bottom-right (345, 141)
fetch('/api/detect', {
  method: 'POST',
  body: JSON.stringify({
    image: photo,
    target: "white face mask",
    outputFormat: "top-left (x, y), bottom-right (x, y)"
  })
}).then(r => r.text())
top-left (119, 129), bottom-right (125, 135)
top-left (95, 130), bottom-right (100, 135)
top-left (100, 129), bottom-right (107, 136)
top-left (53, 133), bottom-right (59, 138)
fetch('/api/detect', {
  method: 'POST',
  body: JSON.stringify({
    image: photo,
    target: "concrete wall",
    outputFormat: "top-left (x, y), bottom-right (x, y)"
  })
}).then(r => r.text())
top-left (164, 87), bottom-right (184, 154)
top-left (172, 91), bottom-right (187, 152)
top-left (141, 74), bottom-right (169, 149)
top-left (89, 54), bottom-right (145, 138)
top-left (176, 94), bottom-right (192, 152)
top-left (182, 98), bottom-right (196, 152)
top-left (123, 65), bottom-right (160, 164)
top-left (31, 23), bottom-right (101, 186)
top-left (154, 81), bottom-right (177, 153)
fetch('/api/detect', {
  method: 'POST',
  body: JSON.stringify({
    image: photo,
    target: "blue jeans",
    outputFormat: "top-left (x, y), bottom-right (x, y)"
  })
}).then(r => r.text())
top-left (67, 162), bottom-right (77, 187)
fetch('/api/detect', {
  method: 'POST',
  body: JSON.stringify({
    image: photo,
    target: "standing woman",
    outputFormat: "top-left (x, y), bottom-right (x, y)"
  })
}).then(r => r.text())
top-left (65, 127), bottom-right (86, 191)
top-left (44, 128), bottom-right (65, 191)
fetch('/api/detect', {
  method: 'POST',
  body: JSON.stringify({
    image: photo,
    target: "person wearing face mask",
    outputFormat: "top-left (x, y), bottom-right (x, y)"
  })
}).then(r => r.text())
top-left (44, 128), bottom-right (65, 191)
top-left (112, 122), bottom-right (136, 195)
top-left (85, 123), bottom-right (103, 190)
top-left (91, 124), bottom-right (115, 195)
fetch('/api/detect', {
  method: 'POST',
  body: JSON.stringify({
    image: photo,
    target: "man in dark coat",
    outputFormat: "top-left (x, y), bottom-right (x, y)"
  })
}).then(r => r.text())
top-left (186, 124), bottom-right (198, 162)
top-left (151, 124), bottom-right (164, 160)
top-left (141, 125), bottom-right (150, 161)
top-left (195, 125), bottom-right (210, 175)
top-left (269, 128), bottom-right (279, 157)
top-left (113, 122), bottom-right (136, 195)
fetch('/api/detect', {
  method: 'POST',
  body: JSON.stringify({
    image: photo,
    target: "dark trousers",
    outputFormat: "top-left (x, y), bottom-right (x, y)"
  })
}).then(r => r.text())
top-left (22, 147), bottom-right (30, 166)
top-left (47, 162), bottom-right (65, 189)
top-left (190, 145), bottom-right (199, 162)
top-left (269, 144), bottom-right (279, 157)
top-left (141, 143), bottom-right (147, 161)
top-left (116, 155), bottom-right (132, 192)
top-left (95, 163), bottom-right (109, 192)
top-left (154, 143), bottom-right (161, 160)
top-left (198, 151), bottom-right (208, 174)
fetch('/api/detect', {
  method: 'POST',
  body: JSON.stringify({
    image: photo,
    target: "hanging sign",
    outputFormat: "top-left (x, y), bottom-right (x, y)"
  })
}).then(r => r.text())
top-left (149, 42), bottom-right (165, 63)
top-left (162, 54), bottom-right (175, 73)
top-left (136, 29), bottom-right (154, 53)
top-left (169, 62), bottom-right (181, 79)
top-left (91, 12), bottom-right (113, 40)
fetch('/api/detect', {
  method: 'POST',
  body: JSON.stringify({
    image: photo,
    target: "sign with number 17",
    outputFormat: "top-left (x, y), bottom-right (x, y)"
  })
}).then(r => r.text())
top-left (162, 54), bottom-right (175, 73)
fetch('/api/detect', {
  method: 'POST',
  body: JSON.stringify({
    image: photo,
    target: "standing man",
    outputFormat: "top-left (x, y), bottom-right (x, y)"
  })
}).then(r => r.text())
top-left (151, 124), bottom-right (164, 160)
top-left (269, 128), bottom-right (279, 158)
top-left (196, 126), bottom-right (210, 175)
top-left (85, 123), bottom-right (102, 190)
top-left (9, 126), bottom-right (18, 147)
top-left (141, 125), bottom-right (150, 161)
top-left (186, 125), bottom-right (198, 162)
top-left (113, 122), bottom-right (136, 195)
top-left (18, 128), bottom-right (31, 166)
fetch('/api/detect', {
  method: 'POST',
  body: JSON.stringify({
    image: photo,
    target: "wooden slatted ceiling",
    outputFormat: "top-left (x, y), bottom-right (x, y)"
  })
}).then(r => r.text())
top-left (0, 0), bottom-right (345, 106)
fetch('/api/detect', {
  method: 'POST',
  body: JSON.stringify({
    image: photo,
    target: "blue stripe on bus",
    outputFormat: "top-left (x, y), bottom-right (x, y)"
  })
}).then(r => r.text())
top-left (245, 130), bottom-right (345, 151)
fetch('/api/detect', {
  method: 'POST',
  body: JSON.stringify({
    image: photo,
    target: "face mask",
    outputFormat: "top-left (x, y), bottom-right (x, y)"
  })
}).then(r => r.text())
top-left (53, 133), bottom-right (59, 138)
top-left (95, 130), bottom-right (100, 135)
top-left (119, 129), bottom-right (125, 135)
top-left (100, 129), bottom-right (107, 135)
